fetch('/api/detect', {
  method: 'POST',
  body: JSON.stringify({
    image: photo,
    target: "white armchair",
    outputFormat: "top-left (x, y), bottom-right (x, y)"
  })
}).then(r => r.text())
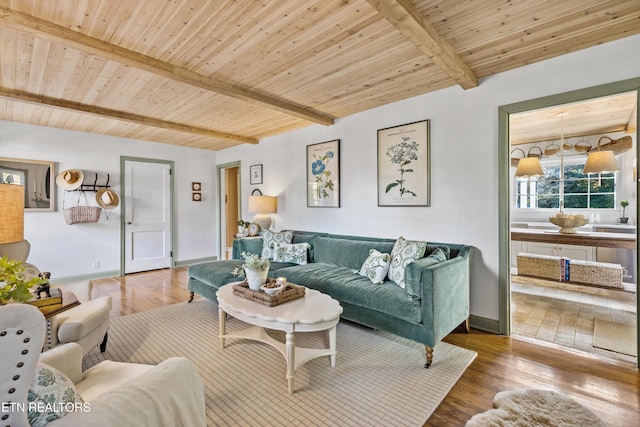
top-left (1, 304), bottom-right (206, 427)
top-left (22, 263), bottom-right (112, 356)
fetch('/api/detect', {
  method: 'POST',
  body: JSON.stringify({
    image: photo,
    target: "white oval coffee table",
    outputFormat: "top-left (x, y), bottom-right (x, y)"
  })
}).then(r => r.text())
top-left (216, 282), bottom-right (343, 394)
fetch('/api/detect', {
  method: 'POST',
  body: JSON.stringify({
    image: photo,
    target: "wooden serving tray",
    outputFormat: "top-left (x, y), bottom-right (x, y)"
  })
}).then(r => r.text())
top-left (232, 280), bottom-right (305, 307)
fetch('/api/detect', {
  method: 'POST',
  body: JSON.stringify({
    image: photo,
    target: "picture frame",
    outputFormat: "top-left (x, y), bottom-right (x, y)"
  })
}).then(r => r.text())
top-left (191, 182), bottom-right (201, 191)
top-left (250, 164), bottom-right (263, 185)
top-left (192, 192), bottom-right (202, 202)
top-left (377, 120), bottom-right (430, 207)
top-left (307, 139), bottom-right (340, 208)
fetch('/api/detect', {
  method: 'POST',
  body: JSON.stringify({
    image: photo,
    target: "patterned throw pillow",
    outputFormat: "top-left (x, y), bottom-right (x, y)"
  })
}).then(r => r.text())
top-left (388, 237), bottom-right (427, 288)
top-left (261, 230), bottom-right (294, 259)
top-left (28, 363), bottom-right (85, 427)
top-left (273, 242), bottom-right (310, 264)
top-left (359, 249), bottom-right (391, 284)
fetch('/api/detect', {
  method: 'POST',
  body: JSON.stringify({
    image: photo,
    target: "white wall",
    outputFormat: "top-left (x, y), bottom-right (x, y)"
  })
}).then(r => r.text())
top-left (0, 123), bottom-right (218, 278)
top-left (216, 34), bottom-right (640, 322)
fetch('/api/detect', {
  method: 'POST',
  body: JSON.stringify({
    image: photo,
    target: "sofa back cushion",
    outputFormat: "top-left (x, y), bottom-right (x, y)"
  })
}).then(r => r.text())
top-left (313, 236), bottom-right (395, 270)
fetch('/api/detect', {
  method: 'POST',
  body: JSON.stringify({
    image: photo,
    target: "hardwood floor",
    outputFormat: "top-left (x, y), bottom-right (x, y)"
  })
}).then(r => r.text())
top-left (91, 268), bottom-right (640, 427)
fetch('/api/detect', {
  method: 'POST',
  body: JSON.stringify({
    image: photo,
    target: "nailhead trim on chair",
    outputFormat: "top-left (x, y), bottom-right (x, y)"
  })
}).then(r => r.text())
top-left (1, 326), bottom-right (31, 427)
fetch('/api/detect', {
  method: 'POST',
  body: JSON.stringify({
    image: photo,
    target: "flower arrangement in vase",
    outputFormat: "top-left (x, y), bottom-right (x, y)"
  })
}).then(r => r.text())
top-left (232, 252), bottom-right (270, 290)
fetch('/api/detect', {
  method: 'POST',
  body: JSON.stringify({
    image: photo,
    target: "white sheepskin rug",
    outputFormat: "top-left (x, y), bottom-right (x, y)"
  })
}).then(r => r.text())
top-left (465, 389), bottom-right (607, 427)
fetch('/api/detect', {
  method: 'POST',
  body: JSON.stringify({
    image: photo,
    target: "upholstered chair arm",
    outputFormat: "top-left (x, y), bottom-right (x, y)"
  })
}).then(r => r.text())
top-left (38, 342), bottom-right (84, 384)
top-left (50, 357), bottom-right (206, 427)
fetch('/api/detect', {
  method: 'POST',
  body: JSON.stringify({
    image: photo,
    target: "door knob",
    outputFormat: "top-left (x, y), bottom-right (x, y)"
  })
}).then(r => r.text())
top-left (127, 221), bottom-right (132, 225)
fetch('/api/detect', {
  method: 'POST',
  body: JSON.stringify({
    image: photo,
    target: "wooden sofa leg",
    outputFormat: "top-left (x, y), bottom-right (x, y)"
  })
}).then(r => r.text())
top-left (100, 332), bottom-right (108, 353)
top-left (463, 317), bottom-right (470, 333)
top-left (188, 291), bottom-right (195, 303)
top-left (424, 345), bottom-right (433, 368)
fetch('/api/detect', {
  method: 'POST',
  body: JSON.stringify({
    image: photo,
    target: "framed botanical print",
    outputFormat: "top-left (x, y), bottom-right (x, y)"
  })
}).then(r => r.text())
top-left (307, 139), bottom-right (340, 207)
top-left (377, 120), bottom-right (430, 206)
top-left (250, 164), bottom-right (263, 185)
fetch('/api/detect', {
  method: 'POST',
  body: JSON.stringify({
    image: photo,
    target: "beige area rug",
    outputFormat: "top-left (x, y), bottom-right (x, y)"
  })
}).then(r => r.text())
top-left (593, 319), bottom-right (637, 356)
top-left (84, 299), bottom-right (476, 426)
top-left (465, 389), bottom-right (606, 427)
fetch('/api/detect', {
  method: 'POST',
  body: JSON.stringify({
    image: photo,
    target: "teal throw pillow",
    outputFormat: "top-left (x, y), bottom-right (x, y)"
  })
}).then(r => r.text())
top-left (273, 242), bottom-right (310, 264)
top-left (261, 230), bottom-right (293, 259)
top-left (359, 249), bottom-right (391, 284)
top-left (28, 363), bottom-right (85, 427)
top-left (389, 236), bottom-right (427, 288)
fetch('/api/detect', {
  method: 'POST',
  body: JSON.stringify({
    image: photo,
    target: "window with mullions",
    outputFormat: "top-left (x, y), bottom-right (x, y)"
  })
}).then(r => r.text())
top-left (516, 163), bottom-right (615, 209)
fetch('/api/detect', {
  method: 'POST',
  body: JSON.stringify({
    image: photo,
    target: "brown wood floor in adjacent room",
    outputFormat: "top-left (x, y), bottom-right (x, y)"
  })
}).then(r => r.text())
top-left (91, 267), bottom-right (640, 427)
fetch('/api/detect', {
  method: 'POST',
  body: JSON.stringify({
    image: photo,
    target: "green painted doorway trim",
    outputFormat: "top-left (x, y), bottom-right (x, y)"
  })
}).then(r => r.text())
top-left (498, 78), bottom-right (640, 365)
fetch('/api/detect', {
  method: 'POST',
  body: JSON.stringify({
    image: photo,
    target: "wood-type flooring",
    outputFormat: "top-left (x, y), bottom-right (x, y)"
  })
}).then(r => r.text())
top-left (91, 267), bottom-right (639, 427)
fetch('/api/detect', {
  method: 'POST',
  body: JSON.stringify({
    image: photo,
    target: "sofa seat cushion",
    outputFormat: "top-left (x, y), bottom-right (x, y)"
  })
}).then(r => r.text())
top-left (189, 260), bottom-right (295, 288)
top-left (275, 263), bottom-right (421, 323)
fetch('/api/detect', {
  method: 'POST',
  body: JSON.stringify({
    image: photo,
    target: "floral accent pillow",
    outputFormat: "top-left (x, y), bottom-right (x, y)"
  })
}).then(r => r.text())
top-left (261, 230), bottom-right (293, 259)
top-left (359, 249), bottom-right (391, 284)
top-left (388, 237), bottom-right (427, 288)
top-left (28, 363), bottom-right (85, 426)
top-left (273, 242), bottom-right (310, 264)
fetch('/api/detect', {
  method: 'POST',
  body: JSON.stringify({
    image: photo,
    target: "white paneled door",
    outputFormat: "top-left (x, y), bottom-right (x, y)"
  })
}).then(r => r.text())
top-left (123, 160), bottom-right (172, 274)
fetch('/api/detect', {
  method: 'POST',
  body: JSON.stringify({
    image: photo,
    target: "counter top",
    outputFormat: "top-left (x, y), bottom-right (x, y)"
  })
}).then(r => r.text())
top-left (511, 228), bottom-right (636, 249)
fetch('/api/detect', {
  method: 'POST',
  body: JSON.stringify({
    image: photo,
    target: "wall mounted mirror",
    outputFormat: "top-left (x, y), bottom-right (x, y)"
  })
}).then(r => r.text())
top-left (0, 157), bottom-right (55, 211)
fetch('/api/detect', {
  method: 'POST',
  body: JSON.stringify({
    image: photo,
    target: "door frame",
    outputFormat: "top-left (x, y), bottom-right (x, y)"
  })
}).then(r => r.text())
top-left (217, 161), bottom-right (241, 260)
top-left (498, 78), bottom-right (640, 365)
top-left (119, 156), bottom-right (175, 275)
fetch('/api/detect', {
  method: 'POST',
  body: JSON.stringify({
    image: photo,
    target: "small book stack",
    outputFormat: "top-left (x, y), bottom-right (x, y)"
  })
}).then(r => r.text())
top-left (560, 257), bottom-right (571, 282)
top-left (27, 288), bottom-right (63, 307)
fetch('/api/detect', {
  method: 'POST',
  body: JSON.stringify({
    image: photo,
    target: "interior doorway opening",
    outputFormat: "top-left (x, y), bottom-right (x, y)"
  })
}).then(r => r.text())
top-left (218, 163), bottom-right (241, 260)
top-left (506, 89), bottom-right (638, 364)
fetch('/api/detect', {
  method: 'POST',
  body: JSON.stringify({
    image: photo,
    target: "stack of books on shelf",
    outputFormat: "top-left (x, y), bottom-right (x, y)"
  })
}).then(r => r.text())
top-left (27, 288), bottom-right (62, 307)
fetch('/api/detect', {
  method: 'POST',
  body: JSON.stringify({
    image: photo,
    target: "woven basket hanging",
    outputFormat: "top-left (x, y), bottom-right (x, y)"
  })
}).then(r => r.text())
top-left (63, 191), bottom-right (102, 225)
top-left (510, 148), bottom-right (525, 167)
top-left (591, 135), bottom-right (632, 155)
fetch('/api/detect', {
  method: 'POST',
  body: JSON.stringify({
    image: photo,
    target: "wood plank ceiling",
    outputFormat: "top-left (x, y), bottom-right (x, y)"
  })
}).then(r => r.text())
top-left (0, 0), bottom-right (638, 151)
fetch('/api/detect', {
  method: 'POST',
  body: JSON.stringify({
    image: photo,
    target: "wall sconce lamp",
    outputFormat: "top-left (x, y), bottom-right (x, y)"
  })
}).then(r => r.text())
top-left (248, 189), bottom-right (277, 231)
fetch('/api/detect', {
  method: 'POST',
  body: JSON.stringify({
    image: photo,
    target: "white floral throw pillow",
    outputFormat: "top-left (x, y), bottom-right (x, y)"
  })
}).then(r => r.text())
top-left (273, 242), bottom-right (310, 264)
top-left (359, 249), bottom-right (391, 284)
top-left (28, 363), bottom-right (85, 426)
top-left (388, 237), bottom-right (427, 288)
top-left (261, 230), bottom-right (293, 259)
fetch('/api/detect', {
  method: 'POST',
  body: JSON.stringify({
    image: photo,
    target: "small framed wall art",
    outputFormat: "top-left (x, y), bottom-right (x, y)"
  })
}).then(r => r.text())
top-left (250, 164), bottom-right (263, 185)
top-left (377, 120), bottom-right (430, 207)
top-left (307, 139), bottom-right (340, 208)
top-left (192, 182), bottom-right (201, 191)
top-left (192, 192), bottom-right (202, 202)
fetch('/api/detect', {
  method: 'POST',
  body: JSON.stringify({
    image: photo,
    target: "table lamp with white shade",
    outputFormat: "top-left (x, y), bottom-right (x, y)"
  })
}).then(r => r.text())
top-left (248, 189), bottom-right (277, 231)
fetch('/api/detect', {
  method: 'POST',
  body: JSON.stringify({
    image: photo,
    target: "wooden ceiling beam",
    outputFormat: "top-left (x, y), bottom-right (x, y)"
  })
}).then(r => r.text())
top-left (0, 7), bottom-right (335, 126)
top-left (0, 87), bottom-right (258, 144)
top-left (365, 0), bottom-right (478, 90)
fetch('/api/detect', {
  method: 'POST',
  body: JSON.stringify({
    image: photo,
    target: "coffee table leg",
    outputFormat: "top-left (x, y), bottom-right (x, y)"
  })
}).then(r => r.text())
top-left (218, 307), bottom-right (226, 349)
top-left (286, 331), bottom-right (295, 394)
top-left (329, 324), bottom-right (337, 367)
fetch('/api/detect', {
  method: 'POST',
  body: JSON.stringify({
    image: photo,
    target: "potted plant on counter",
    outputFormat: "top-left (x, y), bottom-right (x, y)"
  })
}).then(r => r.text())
top-left (619, 200), bottom-right (629, 224)
top-left (232, 252), bottom-right (270, 290)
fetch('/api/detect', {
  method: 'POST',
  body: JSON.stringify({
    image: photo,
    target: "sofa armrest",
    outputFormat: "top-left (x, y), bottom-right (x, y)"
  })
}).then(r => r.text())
top-left (425, 251), bottom-right (470, 342)
top-left (38, 343), bottom-right (84, 384)
top-left (51, 357), bottom-right (206, 427)
top-left (232, 237), bottom-right (264, 259)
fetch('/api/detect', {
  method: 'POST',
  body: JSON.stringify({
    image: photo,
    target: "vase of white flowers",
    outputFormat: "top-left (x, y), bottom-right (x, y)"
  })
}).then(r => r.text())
top-left (232, 252), bottom-right (270, 291)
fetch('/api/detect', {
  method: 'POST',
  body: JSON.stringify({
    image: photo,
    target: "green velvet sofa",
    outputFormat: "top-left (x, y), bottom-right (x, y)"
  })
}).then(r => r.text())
top-left (187, 231), bottom-right (471, 367)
